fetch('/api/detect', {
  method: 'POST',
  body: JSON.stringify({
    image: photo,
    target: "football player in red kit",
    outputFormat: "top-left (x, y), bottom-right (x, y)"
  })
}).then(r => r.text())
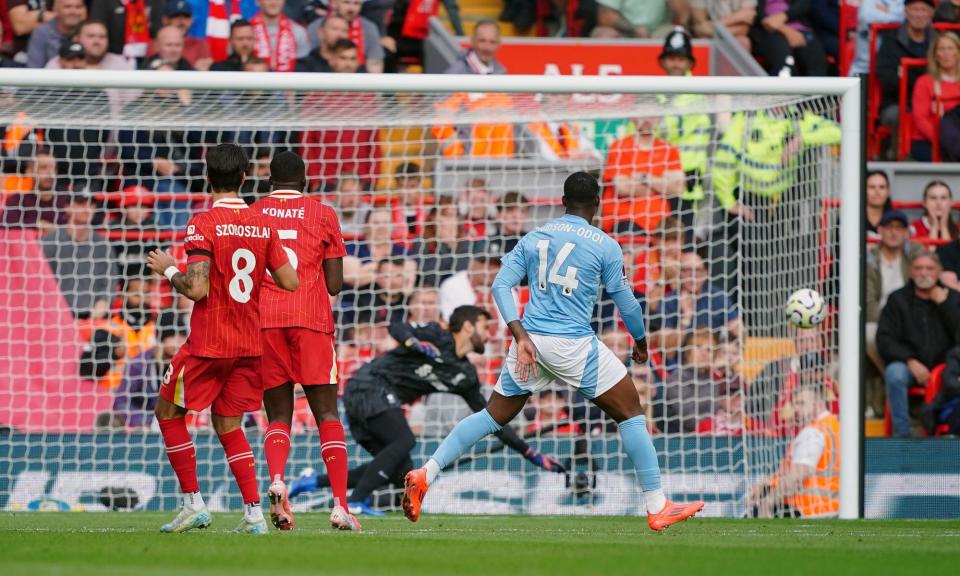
top-left (146, 143), bottom-right (299, 534)
top-left (251, 151), bottom-right (359, 532)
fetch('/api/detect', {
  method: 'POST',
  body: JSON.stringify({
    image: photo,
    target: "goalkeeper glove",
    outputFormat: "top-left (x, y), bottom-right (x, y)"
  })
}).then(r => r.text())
top-left (524, 447), bottom-right (566, 473)
top-left (405, 337), bottom-right (440, 360)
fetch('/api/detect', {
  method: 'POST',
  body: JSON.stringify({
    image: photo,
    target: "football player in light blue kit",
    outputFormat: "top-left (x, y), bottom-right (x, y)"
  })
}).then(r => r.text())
top-left (403, 172), bottom-right (704, 531)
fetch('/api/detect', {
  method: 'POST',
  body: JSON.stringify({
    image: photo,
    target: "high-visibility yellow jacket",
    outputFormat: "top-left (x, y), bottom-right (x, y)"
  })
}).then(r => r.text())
top-left (657, 93), bottom-right (711, 202)
top-left (713, 110), bottom-right (841, 210)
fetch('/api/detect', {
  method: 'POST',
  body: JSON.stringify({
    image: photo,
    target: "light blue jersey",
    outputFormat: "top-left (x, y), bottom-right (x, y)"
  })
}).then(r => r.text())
top-left (492, 214), bottom-right (646, 341)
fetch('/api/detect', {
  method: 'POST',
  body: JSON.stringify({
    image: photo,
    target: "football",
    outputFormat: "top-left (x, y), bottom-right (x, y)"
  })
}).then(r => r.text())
top-left (785, 288), bottom-right (826, 329)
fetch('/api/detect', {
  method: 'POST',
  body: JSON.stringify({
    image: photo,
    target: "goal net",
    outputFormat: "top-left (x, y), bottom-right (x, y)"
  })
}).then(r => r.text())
top-left (0, 72), bottom-right (859, 518)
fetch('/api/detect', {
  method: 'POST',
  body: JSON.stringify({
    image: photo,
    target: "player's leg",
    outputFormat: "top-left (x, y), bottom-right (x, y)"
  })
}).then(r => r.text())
top-left (294, 327), bottom-right (360, 530)
top-left (304, 383), bottom-right (361, 531)
top-left (403, 392), bottom-right (529, 522)
top-left (262, 382), bottom-right (296, 530)
top-left (288, 413), bottom-right (376, 499)
top-left (404, 337), bottom-right (546, 522)
top-left (260, 327), bottom-right (295, 516)
top-left (155, 351), bottom-right (213, 533)
top-left (213, 357), bottom-right (269, 534)
top-left (591, 370), bottom-right (704, 531)
top-left (346, 407), bottom-right (416, 510)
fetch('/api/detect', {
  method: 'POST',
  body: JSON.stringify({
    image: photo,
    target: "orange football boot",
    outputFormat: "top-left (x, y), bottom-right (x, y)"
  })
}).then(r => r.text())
top-left (647, 500), bottom-right (704, 532)
top-left (402, 468), bottom-right (429, 523)
top-left (267, 479), bottom-right (295, 531)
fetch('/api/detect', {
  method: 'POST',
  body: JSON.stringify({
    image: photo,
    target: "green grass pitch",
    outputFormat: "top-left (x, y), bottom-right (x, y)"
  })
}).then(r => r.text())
top-left (2, 512), bottom-right (958, 576)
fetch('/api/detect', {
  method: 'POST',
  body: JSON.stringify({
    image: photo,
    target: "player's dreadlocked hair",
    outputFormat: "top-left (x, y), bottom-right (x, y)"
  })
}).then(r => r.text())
top-left (449, 305), bottom-right (492, 333)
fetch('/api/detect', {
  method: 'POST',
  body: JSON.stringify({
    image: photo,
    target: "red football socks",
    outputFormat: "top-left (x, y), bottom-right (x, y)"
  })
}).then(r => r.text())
top-left (218, 428), bottom-right (260, 504)
top-left (263, 421), bottom-right (291, 483)
top-left (319, 420), bottom-right (349, 508)
top-left (158, 417), bottom-right (199, 494)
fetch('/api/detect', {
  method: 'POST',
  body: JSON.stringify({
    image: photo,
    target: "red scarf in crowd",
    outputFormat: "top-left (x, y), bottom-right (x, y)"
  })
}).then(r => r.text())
top-left (346, 17), bottom-right (366, 65)
top-left (207, 0), bottom-right (242, 61)
top-left (122, 0), bottom-right (150, 59)
top-left (401, 0), bottom-right (439, 41)
top-left (252, 12), bottom-right (298, 72)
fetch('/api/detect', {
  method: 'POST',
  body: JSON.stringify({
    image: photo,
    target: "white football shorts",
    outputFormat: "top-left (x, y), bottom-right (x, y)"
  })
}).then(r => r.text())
top-left (494, 333), bottom-right (628, 400)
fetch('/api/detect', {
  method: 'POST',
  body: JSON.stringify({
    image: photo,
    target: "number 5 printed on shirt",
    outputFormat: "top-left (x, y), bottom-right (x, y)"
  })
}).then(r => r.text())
top-left (278, 229), bottom-right (298, 270)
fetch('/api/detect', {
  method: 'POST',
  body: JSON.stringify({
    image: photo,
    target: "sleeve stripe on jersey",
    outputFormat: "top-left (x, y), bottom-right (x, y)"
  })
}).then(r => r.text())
top-left (186, 249), bottom-right (214, 258)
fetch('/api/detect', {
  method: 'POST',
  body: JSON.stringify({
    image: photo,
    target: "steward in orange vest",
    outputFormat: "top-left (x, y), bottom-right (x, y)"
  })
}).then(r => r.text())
top-left (748, 384), bottom-right (840, 518)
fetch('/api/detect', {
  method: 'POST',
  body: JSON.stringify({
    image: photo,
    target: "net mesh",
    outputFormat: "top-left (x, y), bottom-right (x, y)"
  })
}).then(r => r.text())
top-left (0, 82), bottom-right (843, 517)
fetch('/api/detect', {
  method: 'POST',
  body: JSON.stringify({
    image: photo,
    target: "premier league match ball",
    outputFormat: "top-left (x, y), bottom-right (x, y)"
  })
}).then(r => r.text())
top-left (784, 288), bottom-right (826, 329)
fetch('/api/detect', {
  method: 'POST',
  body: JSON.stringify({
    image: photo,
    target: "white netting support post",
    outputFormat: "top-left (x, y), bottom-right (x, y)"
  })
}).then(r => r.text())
top-left (838, 83), bottom-right (863, 520)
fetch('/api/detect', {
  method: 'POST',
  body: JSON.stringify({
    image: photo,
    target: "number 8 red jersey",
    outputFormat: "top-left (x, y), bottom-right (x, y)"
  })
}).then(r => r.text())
top-left (183, 197), bottom-right (289, 358)
top-left (254, 190), bottom-right (347, 333)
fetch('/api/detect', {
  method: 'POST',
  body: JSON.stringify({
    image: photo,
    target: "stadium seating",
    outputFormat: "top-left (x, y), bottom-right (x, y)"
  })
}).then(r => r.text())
top-left (838, 0), bottom-right (858, 77)
top-left (898, 57), bottom-right (932, 161)
top-left (867, 23), bottom-right (899, 161)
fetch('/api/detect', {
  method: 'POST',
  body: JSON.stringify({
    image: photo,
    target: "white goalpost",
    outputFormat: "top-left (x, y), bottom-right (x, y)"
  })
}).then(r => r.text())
top-left (0, 70), bottom-right (861, 519)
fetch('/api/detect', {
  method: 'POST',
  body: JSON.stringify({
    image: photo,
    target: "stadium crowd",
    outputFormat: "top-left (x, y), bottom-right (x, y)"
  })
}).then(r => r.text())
top-left (0, 0), bottom-right (957, 445)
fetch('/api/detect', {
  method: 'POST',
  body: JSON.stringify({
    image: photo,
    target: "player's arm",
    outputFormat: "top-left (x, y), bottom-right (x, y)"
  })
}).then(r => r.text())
top-left (491, 240), bottom-right (539, 381)
top-left (388, 321), bottom-right (441, 359)
top-left (147, 250), bottom-right (209, 302)
top-left (323, 209), bottom-right (347, 296)
top-left (270, 263), bottom-right (299, 292)
top-left (323, 257), bottom-right (343, 296)
top-left (601, 241), bottom-right (648, 363)
top-left (462, 387), bottom-right (565, 473)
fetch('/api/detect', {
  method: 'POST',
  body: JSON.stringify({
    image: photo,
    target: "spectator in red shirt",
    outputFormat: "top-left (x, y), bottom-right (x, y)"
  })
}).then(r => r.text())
top-left (490, 190), bottom-right (529, 254)
top-left (698, 378), bottom-right (745, 436)
top-left (326, 0), bottom-right (384, 73)
top-left (912, 31), bottom-right (960, 161)
top-left (300, 40), bottom-right (379, 188)
top-left (526, 389), bottom-right (581, 436)
top-left (601, 117), bottom-right (686, 234)
top-left (389, 161), bottom-right (427, 240)
top-left (89, 0), bottom-right (164, 58)
top-left (250, 0), bottom-right (310, 71)
top-left (912, 180), bottom-right (959, 242)
top-left (457, 177), bottom-right (493, 239)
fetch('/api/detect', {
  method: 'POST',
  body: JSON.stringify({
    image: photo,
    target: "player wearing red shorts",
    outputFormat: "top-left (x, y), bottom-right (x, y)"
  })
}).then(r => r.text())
top-left (146, 143), bottom-right (298, 535)
top-left (251, 151), bottom-right (360, 532)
